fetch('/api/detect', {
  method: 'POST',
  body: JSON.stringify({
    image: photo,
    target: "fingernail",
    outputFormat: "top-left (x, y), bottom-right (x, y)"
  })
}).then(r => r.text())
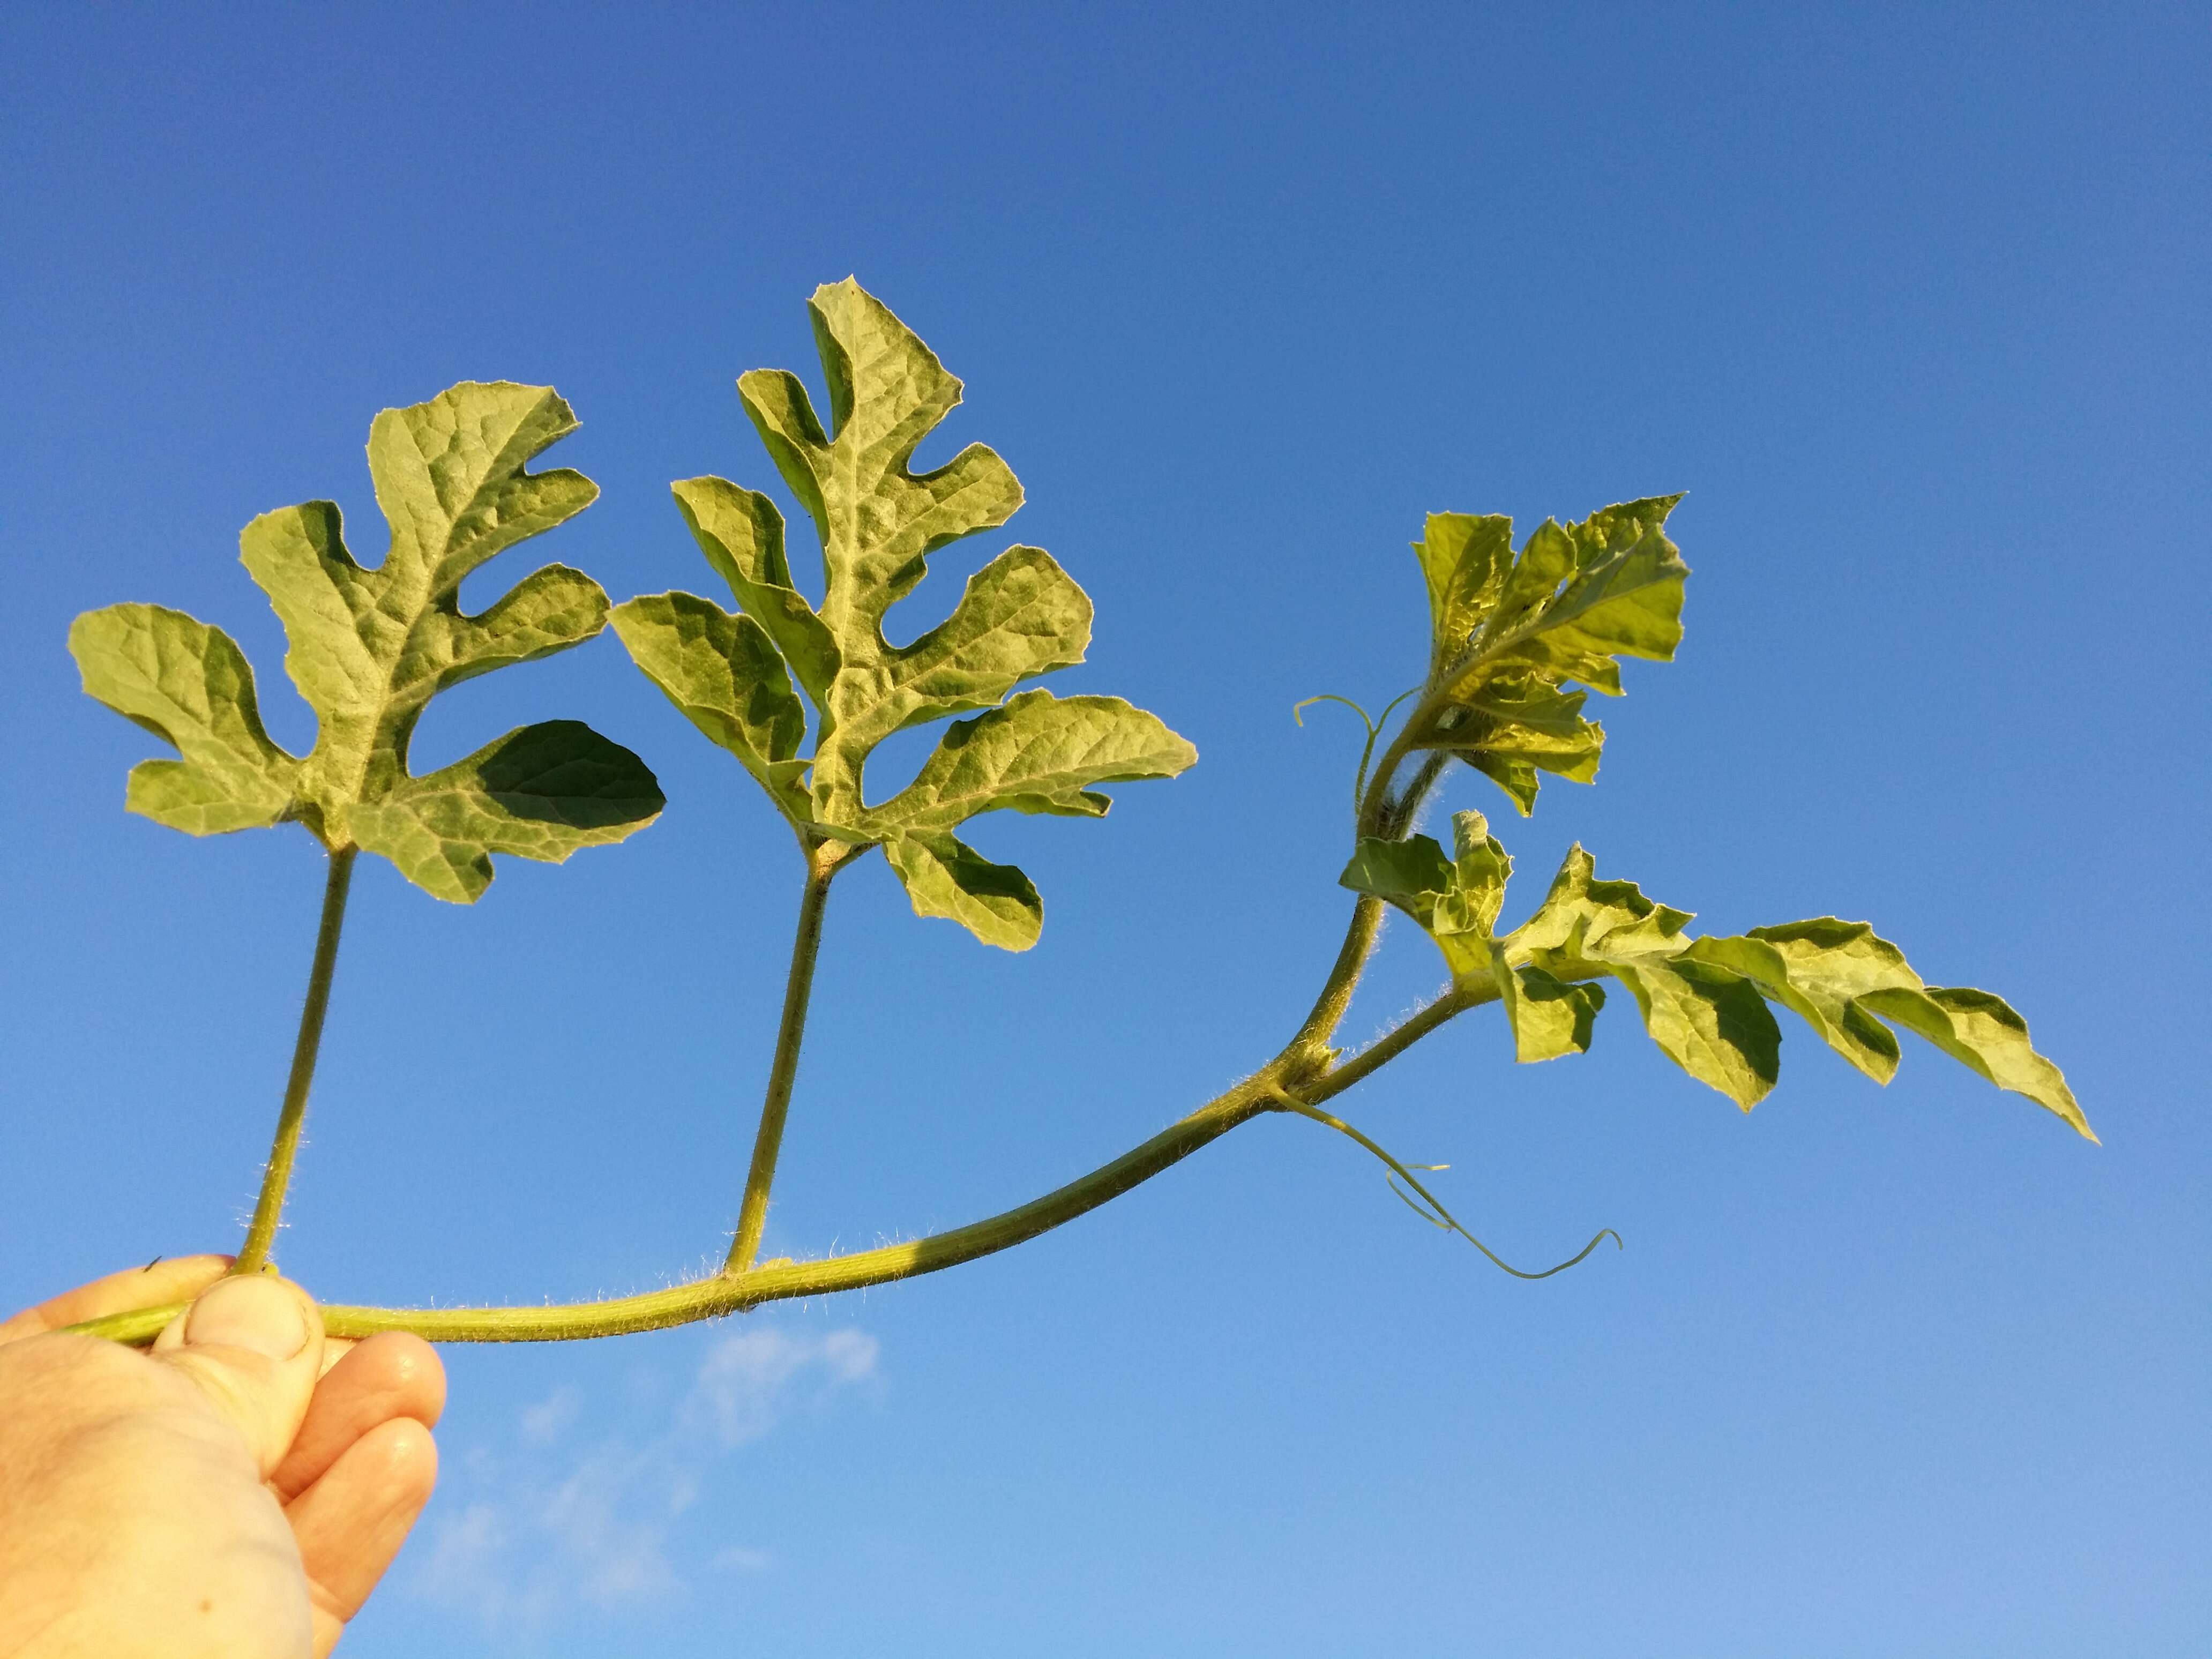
top-left (183, 1275), bottom-right (309, 1359)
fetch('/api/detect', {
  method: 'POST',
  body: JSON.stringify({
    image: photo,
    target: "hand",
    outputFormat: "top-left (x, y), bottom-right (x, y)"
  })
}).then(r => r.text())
top-left (0, 1258), bottom-right (444, 1658)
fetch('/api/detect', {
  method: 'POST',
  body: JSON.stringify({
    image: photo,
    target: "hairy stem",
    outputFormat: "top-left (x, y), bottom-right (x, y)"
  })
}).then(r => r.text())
top-left (233, 846), bottom-right (357, 1277)
top-left (1310, 982), bottom-right (1485, 1098)
top-left (725, 853), bottom-right (837, 1274)
top-left (74, 978), bottom-right (1494, 1346)
top-left (1288, 895), bottom-right (1385, 1056)
top-left (1287, 730), bottom-right (1456, 1060)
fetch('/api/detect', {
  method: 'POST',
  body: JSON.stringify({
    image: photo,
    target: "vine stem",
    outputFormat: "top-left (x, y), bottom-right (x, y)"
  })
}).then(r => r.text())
top-left (74, 903), bottom-right (1495, 1346)
top-left (725, 853), bottom-right (836, 1274)
top-left (73, 704), bottom-right (1483, 1343)
top-left (232, 846), bottom-right (357, 1277)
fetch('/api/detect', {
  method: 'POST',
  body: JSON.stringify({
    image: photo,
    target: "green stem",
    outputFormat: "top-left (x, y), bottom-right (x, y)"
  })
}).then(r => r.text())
top-left (1312, 982), bottom-right (1486, 1097)
top-left (233, 846), bottom-right (357, 1277)
top-left (724, 853), bottom-right (836, 1274)
top-left (1288, 895), bottom-right (1385, 1056)
top-left (73, 978), bottom-right (1492, 1348)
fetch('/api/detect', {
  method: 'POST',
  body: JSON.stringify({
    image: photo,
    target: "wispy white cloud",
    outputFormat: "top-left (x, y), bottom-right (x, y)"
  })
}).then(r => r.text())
top-left (408, 1322), bottom-right (877, 1635)
top-left (683, 1326), bottom-right (881, 1448)
top-left (518, 1385), bottom-right (580, 1446)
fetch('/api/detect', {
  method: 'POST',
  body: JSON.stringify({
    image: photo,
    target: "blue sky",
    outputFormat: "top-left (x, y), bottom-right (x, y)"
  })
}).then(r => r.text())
top-left (3, 3), bottom-right (2206, 1654)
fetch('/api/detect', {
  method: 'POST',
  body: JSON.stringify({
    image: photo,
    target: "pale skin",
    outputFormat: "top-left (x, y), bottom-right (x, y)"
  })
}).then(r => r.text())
top-left (0, 1257), bottom-right (444, 1659)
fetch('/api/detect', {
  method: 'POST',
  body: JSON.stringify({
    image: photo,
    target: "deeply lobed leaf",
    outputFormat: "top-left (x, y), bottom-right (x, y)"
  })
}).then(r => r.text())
top-left (72, 382), bottom-right (663, 900)
top-left (622, 280), bottom-right (1194, 947)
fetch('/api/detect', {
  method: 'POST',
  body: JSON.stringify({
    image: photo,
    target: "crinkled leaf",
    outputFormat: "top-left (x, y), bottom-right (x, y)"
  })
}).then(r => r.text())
top-left (610, 592), bottom-right (810, 824)
top-left (72, 382), bottom-right (661, 899)
top-left (1405, 497), bottom-right (1686, 813)
top-left (1686, 922), bottom-right (1918, 1082)
top-left (1414, 513), bottom-right (1514, 681)
top-left (1858, 986), bottom-right (2094, 1139)
top-left (631, 281), bottom-right (1190, 947)
top-left (1608, 955), bottom-right (1782, 1108)
top-left (1339, 811), bottom-right (1510, 980)
top-left (69, 603), bottom-right (298, 834)
top-left (1505, 844), bottom-right (1694, 965)
top-left (1496, 959), bottom-right (1606, 1063)
top-left (1338, 834), bottom-right (1457, 930)
top-left (1479, 846), bottom-right (2088, 1129)
top-left (869, 690), bottom-right (1196, 835)
top-left (735, 279), bottom-right (1030, 824)
top-left (348, 720), bottom-right (664, 904)
top-left (881, 831), bottom-right (1042, 951)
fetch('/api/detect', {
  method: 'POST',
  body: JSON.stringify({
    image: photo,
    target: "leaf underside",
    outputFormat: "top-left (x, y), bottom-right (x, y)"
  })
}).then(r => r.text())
top-left (615, 279), bottom-right (1195, 948)
top-left (1405, 499), bottom-right (1687, 814)
top-left (1341, 821), bottom-right (2090, 1139)
top-left (71, 382), bottom-right (664, 900)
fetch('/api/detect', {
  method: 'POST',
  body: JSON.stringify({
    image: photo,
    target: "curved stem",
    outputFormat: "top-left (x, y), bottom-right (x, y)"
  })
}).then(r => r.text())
top-left (233, 846), bottom-right (356, 1277)
top-left (78, 718), bottom-right (1501, 1341)
top-left (725, 854), bottom-right (836, 1274)
top-left (73, 978), bottom-right (1500, 1348)
top-left (1288, 895), bottom-right (1385, 1057)
top-left (71, 1079), bottom-right (1284, 1345)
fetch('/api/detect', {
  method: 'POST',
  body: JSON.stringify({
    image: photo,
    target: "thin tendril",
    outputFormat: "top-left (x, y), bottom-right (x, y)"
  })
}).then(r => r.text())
top-left (1274, 1095), bottom-right (1620, 1280)
top-left (1295, 685), bottom-right (1425, 827)
top-left (1295, 693), bottom-right (1377, 823)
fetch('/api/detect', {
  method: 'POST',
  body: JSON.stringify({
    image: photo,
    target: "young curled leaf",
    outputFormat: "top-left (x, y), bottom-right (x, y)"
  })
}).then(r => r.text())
top-left (1401, 498), bottom-right (1687, 813)
top-left (70, 382), bottom-right (663, 900)
top-left (1339, 811), bottom-right (1510, 982)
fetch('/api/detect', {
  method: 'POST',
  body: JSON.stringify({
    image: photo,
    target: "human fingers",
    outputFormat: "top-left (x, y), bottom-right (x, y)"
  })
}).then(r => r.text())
top-left (286, 1416), bottom-right (439, 1658)
top-left (272, 1332), bottom-right (446, 1501)
top-left (0, 1253), bottom-right (231, 1343)
top-left (150, 1273), bottom-right (326, 1477)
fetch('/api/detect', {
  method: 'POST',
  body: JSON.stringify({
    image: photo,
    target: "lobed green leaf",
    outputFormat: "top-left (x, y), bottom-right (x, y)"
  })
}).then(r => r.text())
top-left (71, 382), bottom-right (663, 900)
top-left (670, 476), bottom-right (841, 707)
top-left (624, 280), bottom-right (1194, 948)
top-left (869, 689), bottom-right (1196, 830)
top-left (610, 592), bottom-right (810, 825)
top-left (69, 603), bottom-right (298, 834)
top-left (1347, 829), bottom-right (2088, 1132)
top-left (348, 721), bottom-right (666, 904)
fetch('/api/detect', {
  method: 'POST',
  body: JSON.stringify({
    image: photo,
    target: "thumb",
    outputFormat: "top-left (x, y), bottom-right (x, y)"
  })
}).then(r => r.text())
top-left (150, 1273), bottom-right (326, 1477)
